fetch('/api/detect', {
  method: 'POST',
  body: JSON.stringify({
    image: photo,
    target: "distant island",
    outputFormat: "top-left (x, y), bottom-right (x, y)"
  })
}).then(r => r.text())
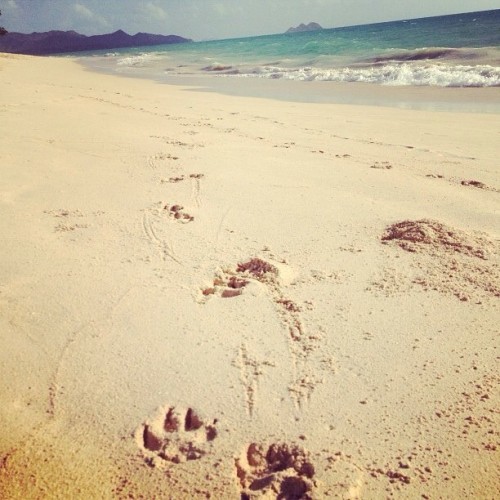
top-left (0, 30), bottom-right (191, 55)
top-left (286, 22), bottom-right (323, 33)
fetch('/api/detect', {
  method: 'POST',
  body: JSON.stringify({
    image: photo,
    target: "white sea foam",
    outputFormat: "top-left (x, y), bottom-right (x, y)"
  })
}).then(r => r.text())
top-left (117, 53), bottom-right (162, 67)
top-left (236, 63), bottom-right (500, 87)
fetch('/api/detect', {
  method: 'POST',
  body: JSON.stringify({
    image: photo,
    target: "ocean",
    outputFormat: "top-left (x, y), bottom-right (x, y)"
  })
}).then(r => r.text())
top-left (73, 9), bottom-right (500, 114)
top-left (79, 9), bottom-right (500, 111)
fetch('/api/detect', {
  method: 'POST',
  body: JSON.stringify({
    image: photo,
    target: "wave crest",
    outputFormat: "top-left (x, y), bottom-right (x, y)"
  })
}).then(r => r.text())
top-left (117, 53), bottom-right (162, 67)
top-left (237, 63), bottom-right (500, 87)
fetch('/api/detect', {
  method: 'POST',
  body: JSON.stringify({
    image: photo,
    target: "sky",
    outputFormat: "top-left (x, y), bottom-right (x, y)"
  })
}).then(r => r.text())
top-left (1, 0), bottom-right (499, 40)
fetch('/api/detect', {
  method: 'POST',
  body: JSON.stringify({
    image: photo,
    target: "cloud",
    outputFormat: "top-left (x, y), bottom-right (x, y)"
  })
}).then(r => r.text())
top-left (145, 2), bottom-right (168, 20)
top-left (73, 3), bottom-right (93, 20)
top-left (71, 2), bottom-right (110, 30)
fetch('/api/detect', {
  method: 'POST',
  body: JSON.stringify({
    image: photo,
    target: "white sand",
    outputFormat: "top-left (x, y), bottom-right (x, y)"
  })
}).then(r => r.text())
top-left (0, 53), bottom-right (498, 499)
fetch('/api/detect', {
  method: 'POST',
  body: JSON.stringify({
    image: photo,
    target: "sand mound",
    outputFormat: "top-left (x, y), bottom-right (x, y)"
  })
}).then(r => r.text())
top-left (381, 219), bottom-right (491, 259)
top-left (378, 219), bottom-right (499, 301)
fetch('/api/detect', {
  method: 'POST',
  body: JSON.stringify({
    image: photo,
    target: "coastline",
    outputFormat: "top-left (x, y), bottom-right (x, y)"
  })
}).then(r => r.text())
top-left (162, 75), bottom-right (500, 113)
top-left (1, 53), bottom-right (498, 498)
top-left (80, 55), bottom-right (500, 114)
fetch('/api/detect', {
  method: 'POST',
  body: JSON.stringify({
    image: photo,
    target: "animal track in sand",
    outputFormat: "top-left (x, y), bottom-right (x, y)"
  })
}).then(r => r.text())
top-left (235, 442), bottom-right (316, 499)
top-left (374, 219), bottom-right (500, 302)
top-left (147, 152), bottom-right (180, 170)
top-left (162, 175), bottom-right (185, 183)
top-left (233, 345), bottom-right (276, 416)
top-left (461, 179), bottom-right (487, 189)
top-left (142, 207), bottom-right (180, 264)
top-left (202, 258), bottom-right (325, 408)
top-left (371, 161), bottom-right (393, 169)
top-left (44, 208), bottom-right (84, 218)
top-left (189, 173), bottom-right (204, 207)
top-left (163, 203), bottom-right (194, 223)
top-left (201, 258), bottom-right (276, 299)
top-left (149, 136), bottom-right (205, 149)
top-left (460, 179), bottom-right (498, 192)
top-left (425, 174), bottom-right (498, 192)
top-left (161, 173), bottom-right (204, 187)
top-left (44, 208), bottom-right (102, 232)
top-left (136, 405), bottom-right (218, 466)
top-left (54, 222), bottom-right (89, 232)
top-left (201, 258), bottom-right (295, 307)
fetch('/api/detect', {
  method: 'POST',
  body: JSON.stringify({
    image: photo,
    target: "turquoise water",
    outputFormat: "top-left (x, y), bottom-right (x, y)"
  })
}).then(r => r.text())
top-left (83, 9), bottom-right (500, 88)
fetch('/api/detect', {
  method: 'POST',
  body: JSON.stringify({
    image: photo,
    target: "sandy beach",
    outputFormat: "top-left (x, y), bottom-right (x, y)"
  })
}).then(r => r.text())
top-left (0, 53), bottom-right (498, 499)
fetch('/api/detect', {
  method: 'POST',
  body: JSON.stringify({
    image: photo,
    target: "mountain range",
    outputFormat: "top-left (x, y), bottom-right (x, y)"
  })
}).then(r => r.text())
top-left (0, 30), bottom-right (191, 55)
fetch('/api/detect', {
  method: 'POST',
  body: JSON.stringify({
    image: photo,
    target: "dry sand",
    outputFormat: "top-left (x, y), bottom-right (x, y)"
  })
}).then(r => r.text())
top-left (0, 53), bottom-right (498, 499)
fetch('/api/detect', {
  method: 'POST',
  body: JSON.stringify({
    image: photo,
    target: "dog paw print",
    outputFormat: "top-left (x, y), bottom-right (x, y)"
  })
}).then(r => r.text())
top-left (163, 204), bottom-right (194, 223)
top-left (136, 405), bottom-right (217, 466)
top-left (201, 258), bottom-right (278, 299)
top-left (162, 175), bottom-right (186, 183)
top-left (236, 442), bottom-right (316, 499)
top-left (44, 208), bottom-right (90, 232)
top-left (370, 161), bottom-right (392, 169)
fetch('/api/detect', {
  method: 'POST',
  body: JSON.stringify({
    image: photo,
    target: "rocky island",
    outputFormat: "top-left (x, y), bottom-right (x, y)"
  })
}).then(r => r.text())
top-left (286, 22), bottom-right (323, 33)
top-left (0, 29), bottom-right (191, 55)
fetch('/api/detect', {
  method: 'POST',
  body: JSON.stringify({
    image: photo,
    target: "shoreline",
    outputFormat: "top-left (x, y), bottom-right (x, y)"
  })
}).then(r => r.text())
top-left (163, 75), bottom-right (500, 114)
top-left (80, 55), bottom-right (500, 114)
top-left (1, 53), bottom-right (498, 498)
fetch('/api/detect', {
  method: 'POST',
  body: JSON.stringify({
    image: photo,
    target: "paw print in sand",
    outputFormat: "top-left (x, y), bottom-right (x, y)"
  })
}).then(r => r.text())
top-left (136, 405), bottom-right (217, 466)
top-left (164, 204), bottom-right (194, 223)
top-left (236, 442), bottom-right (316, 499)
top-left (202, 258), bottom-right (278, 299)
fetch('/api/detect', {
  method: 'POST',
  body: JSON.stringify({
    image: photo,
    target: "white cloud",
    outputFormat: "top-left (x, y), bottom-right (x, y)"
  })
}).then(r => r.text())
top-left (71, 3), bottom-right (110, 30)
top-left (145, 2), bottom-right (168, 20)
top-left (73, 3), bottom-right (94, 20)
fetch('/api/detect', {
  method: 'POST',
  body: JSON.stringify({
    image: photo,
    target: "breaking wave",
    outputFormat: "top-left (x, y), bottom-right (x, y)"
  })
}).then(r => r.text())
top-left (359, 47), bottom-right (496, 64)
top-left (236, 63), bottom-right (500, 87)
top-left (116, 53), bottom-right (163, 67)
